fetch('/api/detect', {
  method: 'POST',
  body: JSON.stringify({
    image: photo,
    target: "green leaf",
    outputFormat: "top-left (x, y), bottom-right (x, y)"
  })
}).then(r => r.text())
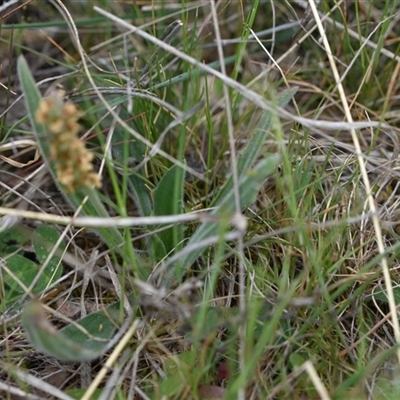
top-left (153, 164), bottom-right (184, 260)
top-left (32, 226), bottom-right (64, 291)
top-left (237, 87), bottom-right (297, 176)
top-left (171, 155), bottom-right (280, 282)
top-left (3, 225), bottom-right (65, 297)
top-left (110, 125), bottom-right (152, 217)
top-left (60, 304), bottom-right (121, 354)
top-left (289, 353), bottom-right (307, 369)
top-left (127, 173), bottom-right (153, 217)
top-left (17, 57), bottom-right (48, 149)
top-left (372, 287), bottom-right (400, 304)
top-left (159, 350), bottom-right (197, 396)
top-left (3, 254), bottom-right (39, 295)
top-left (65, 389), bottom-right (102, 400)
top-left (211, 87), bottom-right (297, 206)
top-left (0, 226), bottom-right (30, 257)
top-left (22, 300), bottom-right (123, 362)
top-left (166, 88), bottom-right (297, 283)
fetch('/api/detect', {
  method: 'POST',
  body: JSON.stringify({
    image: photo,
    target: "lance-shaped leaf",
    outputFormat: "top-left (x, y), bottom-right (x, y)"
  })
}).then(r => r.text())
top-left (170, 88), bottom-right (297, 281)
top-left (171, 155), bottom-right (280, 282)
top-left (153, 164), bottom-right (184, 260)
top-left (22, 300), bottom-right (123, 362)
top-left (17, 55), bottom-right (127, 256)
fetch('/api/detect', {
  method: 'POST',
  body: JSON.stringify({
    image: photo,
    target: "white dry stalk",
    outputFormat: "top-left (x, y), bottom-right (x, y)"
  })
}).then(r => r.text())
top-left (0, 0), bottom-right (24, 13)
top-left (89, 3), bottom-right (204, 53)
top-left (208, 2), bottom-right (246, 400)
top-left (11, 367), bottom-right (75, 400)
top-left (0, 380), bottom-right (43, 400)
top-left (216, 21), bottom-right (301, 46)
top-left (249, 27), bottom-right (289, 88)
top-left (302, 360), bottom-right (331, 400)
top-left (295, 0), bottom-right (400, 64)
top-left (307, 0), bottom-right (400, 365)
top-left (310, 6), bottom-right (400, 120)
top-left (97, 350), bottom-right (130, 400)
top-left (247, 0), bottom-right (341, 92)
top-left (0, 139), bottom-right (40, 168)
top-left (91, 7), bottom-right (396, 134)
top-left (127, 323), bottom-right (165, 400)
top-left (330, 13), bottom-right (399, 101)
top-left (81, 319), bottom-right (140, 400)
top-left (0, 164), bottom-right (49, 228)
top-left (0, 207), bottom-right (208, 227)
top-left (101, 111), bottom-right (119, 176)
top-left (0, 256), bottom-right (31, 294)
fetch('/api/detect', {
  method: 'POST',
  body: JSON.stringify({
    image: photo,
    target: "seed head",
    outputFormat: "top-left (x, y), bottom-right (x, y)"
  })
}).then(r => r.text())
top-left (35, 91), bottom-right (102, 192)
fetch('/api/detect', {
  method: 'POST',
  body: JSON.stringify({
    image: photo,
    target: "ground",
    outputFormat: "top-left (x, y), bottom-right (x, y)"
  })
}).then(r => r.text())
top-left (1, 1), bottom-right (400, 399)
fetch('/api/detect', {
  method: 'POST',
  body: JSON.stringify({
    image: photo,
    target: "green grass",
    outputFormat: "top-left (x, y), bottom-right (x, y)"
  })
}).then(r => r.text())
top-left (2, 1), bottom-right (400, 399)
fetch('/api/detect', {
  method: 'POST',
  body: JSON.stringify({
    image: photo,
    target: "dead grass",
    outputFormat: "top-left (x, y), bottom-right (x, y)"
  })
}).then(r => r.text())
top-left (2, 1), bottom-right (400, 399)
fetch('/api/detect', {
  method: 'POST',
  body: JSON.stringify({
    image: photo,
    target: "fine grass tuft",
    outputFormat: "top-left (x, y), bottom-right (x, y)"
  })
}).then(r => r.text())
top-left (2, 1), bottom-right (400, 399)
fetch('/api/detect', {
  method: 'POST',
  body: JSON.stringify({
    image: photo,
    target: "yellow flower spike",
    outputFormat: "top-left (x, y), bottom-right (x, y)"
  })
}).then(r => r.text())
top-left (35, 91), bottom-right (102, 193)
